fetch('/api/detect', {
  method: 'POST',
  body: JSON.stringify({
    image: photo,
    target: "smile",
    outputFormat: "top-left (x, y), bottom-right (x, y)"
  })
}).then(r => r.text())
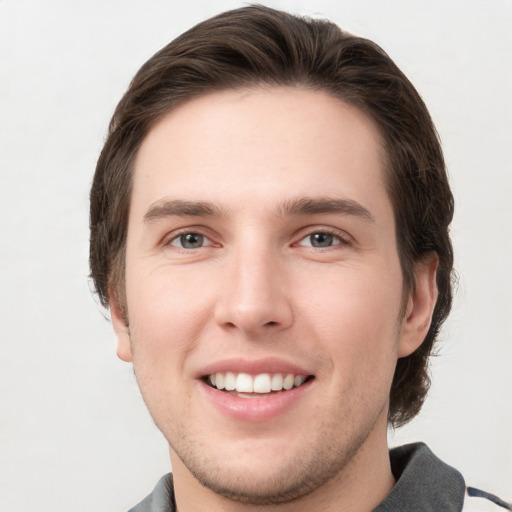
top-left (199, 366), bottom-right (315, 420)
top-left (206, 372), bottom-right (311, 395)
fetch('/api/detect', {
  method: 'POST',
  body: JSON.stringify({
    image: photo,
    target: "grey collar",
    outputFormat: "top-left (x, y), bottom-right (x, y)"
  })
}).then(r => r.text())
top-left (373, 442), bottom-right (465, 511)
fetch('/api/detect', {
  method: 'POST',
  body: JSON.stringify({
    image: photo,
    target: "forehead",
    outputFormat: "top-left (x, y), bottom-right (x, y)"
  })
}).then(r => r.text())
top-left (131, 87), bottom-right (390, 220)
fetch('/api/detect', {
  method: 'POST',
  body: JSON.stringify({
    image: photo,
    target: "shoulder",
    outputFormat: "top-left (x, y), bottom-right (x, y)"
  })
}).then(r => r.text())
top-left (375, 443), bottom-right (510, 512)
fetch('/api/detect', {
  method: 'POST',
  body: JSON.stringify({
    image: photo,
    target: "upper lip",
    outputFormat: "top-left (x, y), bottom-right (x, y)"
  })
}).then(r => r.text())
top-left (197, 357), bottom-right (313, 379)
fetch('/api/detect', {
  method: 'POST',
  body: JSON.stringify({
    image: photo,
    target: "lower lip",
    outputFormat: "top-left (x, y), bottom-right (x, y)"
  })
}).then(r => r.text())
top-left (199, 379), bottom-right (313, 422)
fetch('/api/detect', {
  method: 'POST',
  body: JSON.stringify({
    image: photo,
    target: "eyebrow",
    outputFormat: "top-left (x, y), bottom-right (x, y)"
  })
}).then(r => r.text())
top-left (144, 199), bottom-right (224, 223)
top-left (143, 196), bottom-right (374, 223)
top-left (277, 197), bottom-right (375, 222)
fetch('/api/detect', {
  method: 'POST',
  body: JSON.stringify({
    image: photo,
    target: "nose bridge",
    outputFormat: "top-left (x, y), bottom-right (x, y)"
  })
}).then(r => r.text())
top-left (215, 235), bottom-right (292, 333)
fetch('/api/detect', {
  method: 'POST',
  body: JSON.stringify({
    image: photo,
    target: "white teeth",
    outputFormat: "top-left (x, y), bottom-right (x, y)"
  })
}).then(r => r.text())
top-left (224, 372), bottom-right (236, 391)
top-left (283, 374), bottom-right (294, 390)
top-left (253, 374), bottom-right (271, 393)
top-left (210, 372), bottom-right (308, 393)
top-left (236, 373), bottom-right (254, 392)
top-left (271, 374), bottom-right (283, 391)
top-left (294, 375), bottom-right (306, 387)
top-left (215, 372), bottom-right (224, 390)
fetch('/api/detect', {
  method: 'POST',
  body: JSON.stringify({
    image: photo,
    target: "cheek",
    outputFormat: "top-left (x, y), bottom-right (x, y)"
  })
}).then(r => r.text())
top-left (125, 264), bottom-right (214, 364)
top-left (123, 268), bottom-right (208, 418)
top-left (299, 265), bottom-right (403, 365)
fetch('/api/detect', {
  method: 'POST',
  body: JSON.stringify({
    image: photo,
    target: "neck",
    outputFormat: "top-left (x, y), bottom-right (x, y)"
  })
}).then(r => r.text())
top-left (171, 413), bottom-right (394, 512)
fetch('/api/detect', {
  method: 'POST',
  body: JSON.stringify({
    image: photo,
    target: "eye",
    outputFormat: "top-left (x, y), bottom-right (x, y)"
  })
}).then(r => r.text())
top-left (169, 232), bottom-right (212, 249)
top-left (297, 231), bottom-right (344, 248)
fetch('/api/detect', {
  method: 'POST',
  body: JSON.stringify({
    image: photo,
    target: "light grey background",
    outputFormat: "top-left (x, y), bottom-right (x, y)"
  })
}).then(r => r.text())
top-left (1, 1), bottom-right (510, 511)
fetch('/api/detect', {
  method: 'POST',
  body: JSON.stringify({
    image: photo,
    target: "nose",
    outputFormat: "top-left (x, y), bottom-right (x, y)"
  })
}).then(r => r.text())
top-left (214, 244), bottom-right (293, 336)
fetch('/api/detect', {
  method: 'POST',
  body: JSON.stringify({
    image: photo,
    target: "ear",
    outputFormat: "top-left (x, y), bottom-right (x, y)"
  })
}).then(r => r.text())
top-left (109, 286), bottom-right (133, 362)
top-left (397, 254), bottom-right (439, 358)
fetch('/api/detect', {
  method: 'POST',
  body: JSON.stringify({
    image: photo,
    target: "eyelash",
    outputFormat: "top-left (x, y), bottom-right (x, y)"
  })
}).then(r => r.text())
top-left (163, 227), bottom-right (351, 250)
top-left (164, 230), bottom-right (215, 250)
top-left (294, 228), bottom-right (351, 249)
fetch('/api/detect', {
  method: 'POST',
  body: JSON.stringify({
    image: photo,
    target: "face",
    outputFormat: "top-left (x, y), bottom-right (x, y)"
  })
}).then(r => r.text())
top-left (112, 87), bottom-right (435, 505)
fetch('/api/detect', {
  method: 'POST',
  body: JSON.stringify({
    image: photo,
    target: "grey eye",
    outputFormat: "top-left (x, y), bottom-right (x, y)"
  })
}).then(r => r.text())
top-left (172, 233), bottom-right (206, 249)
top-left (307, 232), bottom-right (335, 247)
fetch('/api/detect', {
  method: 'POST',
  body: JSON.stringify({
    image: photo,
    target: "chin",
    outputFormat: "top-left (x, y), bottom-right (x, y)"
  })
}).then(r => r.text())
top-left (184, 453), bottom-right (333, 505)
top-left (168, 419), bottom-right (370, 506)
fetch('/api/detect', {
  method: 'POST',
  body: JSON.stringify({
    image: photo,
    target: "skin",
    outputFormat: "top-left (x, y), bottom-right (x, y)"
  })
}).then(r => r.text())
top-left (111, 87), bottom-right (438, 512)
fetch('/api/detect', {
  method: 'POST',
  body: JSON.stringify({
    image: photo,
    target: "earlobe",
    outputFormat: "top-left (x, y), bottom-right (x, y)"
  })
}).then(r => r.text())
top-left (109, 286), bottom-right (133, 363)
top-left (398, 254), bottom-right (439, 358)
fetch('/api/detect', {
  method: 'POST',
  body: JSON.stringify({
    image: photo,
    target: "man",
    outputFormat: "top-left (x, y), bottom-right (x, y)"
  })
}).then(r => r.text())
top-left (89, 5), bottom-right (510, 511)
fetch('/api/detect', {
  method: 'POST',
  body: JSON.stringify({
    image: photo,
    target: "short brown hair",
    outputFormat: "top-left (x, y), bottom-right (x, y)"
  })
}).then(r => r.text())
top-left (90, 4), bottom-right (454, 427)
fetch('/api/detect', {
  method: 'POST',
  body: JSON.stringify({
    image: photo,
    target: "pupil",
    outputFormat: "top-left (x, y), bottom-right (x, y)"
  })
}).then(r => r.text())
top-left (181, 233), bottom-right (203, 248)
top-left (311, 233), bottom-right (333, 247)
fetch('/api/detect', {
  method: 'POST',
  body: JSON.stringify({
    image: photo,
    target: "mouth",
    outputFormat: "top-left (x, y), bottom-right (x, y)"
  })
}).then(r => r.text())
top-left (203, 372), bottom-right (314, 397)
